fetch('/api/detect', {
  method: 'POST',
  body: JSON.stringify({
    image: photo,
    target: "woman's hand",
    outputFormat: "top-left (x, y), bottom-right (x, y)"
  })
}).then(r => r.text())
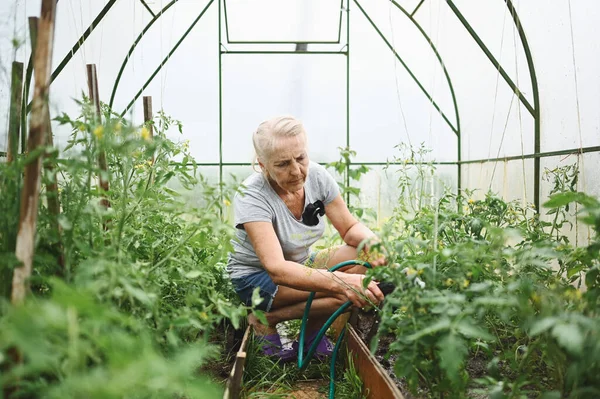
top-left (335, 272), bottom-right (384, 308)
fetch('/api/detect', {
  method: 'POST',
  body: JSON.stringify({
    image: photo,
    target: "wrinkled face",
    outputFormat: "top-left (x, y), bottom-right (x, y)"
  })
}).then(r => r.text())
top-left (260, 134), bottom-right (309, 194)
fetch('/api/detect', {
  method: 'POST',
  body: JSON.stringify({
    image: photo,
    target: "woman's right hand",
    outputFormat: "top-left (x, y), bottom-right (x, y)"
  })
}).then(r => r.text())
top-left (335, 272), bottom-right (384, 308)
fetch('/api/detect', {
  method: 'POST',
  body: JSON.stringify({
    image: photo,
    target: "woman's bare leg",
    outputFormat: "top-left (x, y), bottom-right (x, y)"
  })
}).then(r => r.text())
top-left (250, 245), bottom-right (368, 336)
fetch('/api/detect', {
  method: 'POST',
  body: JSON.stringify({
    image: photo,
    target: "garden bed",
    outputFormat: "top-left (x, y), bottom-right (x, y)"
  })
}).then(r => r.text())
top-left (225, 322), bottom-right (404, 399)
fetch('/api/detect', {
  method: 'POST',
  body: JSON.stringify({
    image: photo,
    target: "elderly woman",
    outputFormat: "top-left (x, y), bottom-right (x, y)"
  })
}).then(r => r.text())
top-left (227, 116), bottom-right (385, 361)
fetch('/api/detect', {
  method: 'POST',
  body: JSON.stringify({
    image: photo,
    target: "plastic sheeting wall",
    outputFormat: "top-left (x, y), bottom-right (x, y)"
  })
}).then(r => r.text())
top-left (0, 0), bottom-right (598, 240)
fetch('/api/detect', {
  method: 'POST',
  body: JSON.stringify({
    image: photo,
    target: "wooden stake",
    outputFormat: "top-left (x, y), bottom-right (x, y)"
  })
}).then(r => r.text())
top-left (86, 64), bottom-right (111, 211)
top-left (28, 14), bottom-right (65, 277)
top-left (224, 325), bottom-right (251, 399)
top-left (143, 96), bottom-right (155, 164)
top-left (143, 96), bottom-right (154, 138)
top-left (12, 0), bottom-right (58, 305)
top-left (7, 62), bottom-right (24, 163)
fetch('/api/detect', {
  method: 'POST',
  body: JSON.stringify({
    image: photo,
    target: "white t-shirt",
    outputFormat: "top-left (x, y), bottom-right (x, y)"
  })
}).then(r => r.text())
top-left (227, 161), bottom-right (340, 279)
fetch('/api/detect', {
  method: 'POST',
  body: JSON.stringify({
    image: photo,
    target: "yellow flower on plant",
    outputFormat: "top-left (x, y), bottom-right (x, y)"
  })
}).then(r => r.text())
top-left (140, 126), bottom-right (151, 141)
top-left (78, 123), bottom-right (86, 132)
top-left (223, 198), bottom-right (231, 207)
top-left (93, 125), bottom-right (104, 139)
top-left (468, 199), bottom-right (474, 204)
top-left (400, 306), bottom-right (408, 312)
top-left (444, 278), bottom-right (453, 286)
top-left (462, 279), bottom-right (470, 288)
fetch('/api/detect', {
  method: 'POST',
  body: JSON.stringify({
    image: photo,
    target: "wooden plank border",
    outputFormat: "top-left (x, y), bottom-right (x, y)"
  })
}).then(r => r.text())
top-left (346, 324), bottom-right (404, 398)
top-left (223, 325), bottom-right (252, 399)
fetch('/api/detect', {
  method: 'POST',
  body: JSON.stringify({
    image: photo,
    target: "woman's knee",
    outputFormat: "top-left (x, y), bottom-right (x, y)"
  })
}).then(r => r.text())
top-left (312, 245), bottom-right (360, 268)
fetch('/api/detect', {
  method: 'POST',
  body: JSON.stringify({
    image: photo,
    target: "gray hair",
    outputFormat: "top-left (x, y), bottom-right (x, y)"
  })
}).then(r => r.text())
top-left (253, 116), bottom-right (307, 163)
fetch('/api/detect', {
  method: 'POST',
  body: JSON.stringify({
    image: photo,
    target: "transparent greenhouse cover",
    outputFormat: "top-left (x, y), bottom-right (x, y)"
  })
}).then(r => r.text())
top-left (1, 0), bottom-right (599, 243)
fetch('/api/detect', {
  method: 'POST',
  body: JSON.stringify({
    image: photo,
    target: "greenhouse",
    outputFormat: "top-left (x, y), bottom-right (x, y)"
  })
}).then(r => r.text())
top-left (1, 0), bottom-right (599, 397)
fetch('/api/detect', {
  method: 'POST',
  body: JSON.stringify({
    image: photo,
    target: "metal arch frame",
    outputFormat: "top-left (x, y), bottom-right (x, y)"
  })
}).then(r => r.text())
top-left (353, 0), bottom-right (462, 195)
top-left (445, 0), bottom-right (542, 209)
top-left (15, 0), bottom-right (599, 212)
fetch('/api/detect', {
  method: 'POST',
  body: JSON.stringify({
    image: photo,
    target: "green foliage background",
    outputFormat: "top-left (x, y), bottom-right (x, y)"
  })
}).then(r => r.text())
top-left (1, 101), bottom-right (246, 398)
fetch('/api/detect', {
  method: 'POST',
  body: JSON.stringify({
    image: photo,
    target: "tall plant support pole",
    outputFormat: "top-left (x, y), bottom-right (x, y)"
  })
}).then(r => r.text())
top-left (12, 0), bottom-right (58, 305)
top-left (218, 0), bottom-right (223, 202)
top-left (30, 15), bottom-right (66, 277)
top-left (7, 62), bottom-right (24, 163)
top-left (345, 0), bottom-right (351, 205)
top-left (86, 64), bottom-right (111, 212)
top-left (143, 96), bottom-right (155, 164)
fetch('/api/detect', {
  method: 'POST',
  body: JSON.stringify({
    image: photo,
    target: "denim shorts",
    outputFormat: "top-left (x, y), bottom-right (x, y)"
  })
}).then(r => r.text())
top-left (231, 253), bottom-right (318, 312)
top-left (230, 270), bottom-right (278, 312)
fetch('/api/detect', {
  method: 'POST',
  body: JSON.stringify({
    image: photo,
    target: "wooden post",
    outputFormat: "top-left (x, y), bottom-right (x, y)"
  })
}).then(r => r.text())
top-left (12, 0), bottom-right (57, 304)
top-left (29, 14), bottom-right (65, 277)
top-left (143, 96), bottom-right (155, 164)
top-left (7, 62), bottom-right (24, 163)
top-left (86, 64), bottom-right (111, 212)
top-left (143, 96), bottom-right (154, 138)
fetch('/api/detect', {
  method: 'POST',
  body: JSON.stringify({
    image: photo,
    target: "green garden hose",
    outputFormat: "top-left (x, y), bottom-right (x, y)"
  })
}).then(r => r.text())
top-left (297, 259), bottom-right (372, 399)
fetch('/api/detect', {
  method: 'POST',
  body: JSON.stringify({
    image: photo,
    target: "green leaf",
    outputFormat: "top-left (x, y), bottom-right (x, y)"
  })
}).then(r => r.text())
top-left (530, 317), bottom-right (557, 336)
top-left (456, 321), bottom-right (494, 341)
top-left (551, 323), bottom-right (583, 356)
top-left (406, 318), bottom-right (451, 341)
top-left (544, 192), bottom-right (580, 208)
top-left (57, 215), bottom-right (73, 231)
top-left (437, 333), bottom-right (467, 386)
top-left (185, 270), bottom-right (201, 279)
top-left (567, 265), bottom-right (585, 278)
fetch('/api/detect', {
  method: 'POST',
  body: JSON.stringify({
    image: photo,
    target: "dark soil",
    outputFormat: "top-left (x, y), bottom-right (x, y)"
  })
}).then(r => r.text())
top-left (200, 320), bottom-right (239, 384)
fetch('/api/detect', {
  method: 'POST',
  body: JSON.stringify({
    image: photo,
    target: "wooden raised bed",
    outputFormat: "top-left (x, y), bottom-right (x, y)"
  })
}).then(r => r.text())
top-left (223, 322), bottom-right (403, 399)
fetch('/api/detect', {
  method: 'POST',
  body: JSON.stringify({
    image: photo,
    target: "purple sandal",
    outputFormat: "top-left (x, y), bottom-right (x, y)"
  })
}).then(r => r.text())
top-left (293, 330), bottom-right (335, 361)
top-left (256, 333), bottom-right (297, 363)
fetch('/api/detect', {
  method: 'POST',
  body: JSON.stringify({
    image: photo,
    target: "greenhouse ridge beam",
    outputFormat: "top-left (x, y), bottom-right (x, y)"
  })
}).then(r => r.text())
top-left (190, 145), bottom-right (600, 168)
top-left (222, 0), bottom-right (345, 44)
top-left (221, 51), bottom-right (347, 55)
top-left (456, 145), bottom-right (600, 165)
